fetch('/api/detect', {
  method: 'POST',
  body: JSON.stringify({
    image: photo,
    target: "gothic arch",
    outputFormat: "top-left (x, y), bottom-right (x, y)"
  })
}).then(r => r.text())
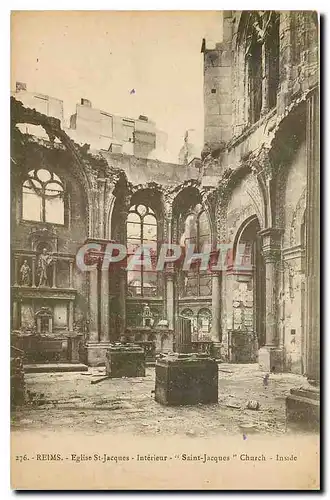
top-left (11, 97), bottom-right (94, 235)
top-left (172, 185), bottom-right (214, 246)
top-left (215, 165), bottom-right (266, 243)
top-left (270, 101), bottom-right (307, 234)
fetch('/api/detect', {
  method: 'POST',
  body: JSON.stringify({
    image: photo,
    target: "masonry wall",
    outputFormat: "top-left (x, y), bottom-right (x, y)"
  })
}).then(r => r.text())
top-left (281, 141), bottom-right (307, 374)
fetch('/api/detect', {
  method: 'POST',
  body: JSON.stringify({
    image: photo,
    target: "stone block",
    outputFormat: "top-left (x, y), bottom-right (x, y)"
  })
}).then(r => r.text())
top-left (155, 352), bottom-right (218, 406)
top-left (105, 343), bottom-right (146, 378)
top-left (286, 386), bottom-right (320, 430)
top-left (86, 342), bottom-right (111, 367)
top-left (258, 346), bottom-right (284, 373)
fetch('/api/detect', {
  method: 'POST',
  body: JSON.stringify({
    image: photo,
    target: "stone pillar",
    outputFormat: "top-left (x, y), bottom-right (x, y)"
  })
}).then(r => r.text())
top-left (118, 269), bottom-right (126, 335)
top-left (68, 300), bottom-right (74, 331)
top-left (211, 271), bottom-right (222, 357)
top-left (14, 257), bottom-right (19, 286)
top-left (258, 228), bottom-right (283, 371)
top-left (69, 260), bottom-right (74, 288)
top-left (97, 178), bottom-right (106, 239)
top-left (52, 259), bottom-right (57, 288)
top-left (305, 90), bottom-right (320, 385)
top-left (100, 269), bottom-right (110, 342)
top-left (31, 256), bottom-right (36, 287)
top-left (166, 270), bottom-right (175, 331)
top-left (89, 269), bottom-right (99, 343)
top-left (12, 300), bottom-right (19, 329)
top-left (86, 263), bottom-right (113, 367)
top-left (49, 317), bottom-right (53, 334)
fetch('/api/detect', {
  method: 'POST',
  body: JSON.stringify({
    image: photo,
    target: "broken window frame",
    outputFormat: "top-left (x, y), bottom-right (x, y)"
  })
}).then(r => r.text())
top-left (22, 168), bottom-right (65, 225)
top-left (126, 203), bottom-right (159, 298)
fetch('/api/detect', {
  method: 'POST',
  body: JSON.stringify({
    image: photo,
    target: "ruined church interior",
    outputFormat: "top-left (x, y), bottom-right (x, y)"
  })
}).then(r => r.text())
top-left (11, 11), bottom-right (319, 432)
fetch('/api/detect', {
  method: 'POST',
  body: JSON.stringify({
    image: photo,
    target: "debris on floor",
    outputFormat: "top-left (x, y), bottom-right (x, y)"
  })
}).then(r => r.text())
top-left (11, 364), bottom-right (310, 437)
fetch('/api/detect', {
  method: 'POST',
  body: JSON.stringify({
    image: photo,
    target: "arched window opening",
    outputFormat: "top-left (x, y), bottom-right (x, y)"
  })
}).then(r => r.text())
top-left (126, 203), bottom-right (159, 297)
top-left (234, 216), bottom-right (265, 349)
top-left (266, 12), bottom-right (280, 109)
top-left (197, 308), bottom-right (212, 338)
top-left (247, 31), bottom-right (262, 124)
top-left (181, 308), bottom-right (195, 336)
top-left (22, 169), bottom-right (65, 224)
top-left (179, 204), bottom-right (211, 297)
top-left (243, 11), bottom-right (280, 124)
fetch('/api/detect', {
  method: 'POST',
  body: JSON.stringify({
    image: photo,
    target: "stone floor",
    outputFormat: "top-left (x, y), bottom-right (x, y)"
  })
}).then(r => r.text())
top-left (11, 364), bottom-right (313, 437)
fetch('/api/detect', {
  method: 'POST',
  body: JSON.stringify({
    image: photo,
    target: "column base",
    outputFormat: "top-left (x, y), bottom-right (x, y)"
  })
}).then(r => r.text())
top-left (258, 346), bottom-right (284, 373)
top-left (211, 342), bottom-right (222, 359)
top-left (86, 342), bottom-right (112, 367)
top-left (286, 386), bottom-right (320, 431)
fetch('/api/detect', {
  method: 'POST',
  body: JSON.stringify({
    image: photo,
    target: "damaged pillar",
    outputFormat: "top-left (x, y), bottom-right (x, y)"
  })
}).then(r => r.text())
top-left (118, 269), bottom-right (127, 335)
top-left (258, 228), bottom-right (283, 372)
top-left (88, 268), bottom-right (99, 343)
top-left (305, 90), bottom-right (320, 385)
top-left (211, 271), bottom-right (222, 357)
top-left (100, 269), bottom-right (110, 342)
top-left (86, 266), bottom-right (108, 367)
top-left (166, 269), bottom-right (175, 331)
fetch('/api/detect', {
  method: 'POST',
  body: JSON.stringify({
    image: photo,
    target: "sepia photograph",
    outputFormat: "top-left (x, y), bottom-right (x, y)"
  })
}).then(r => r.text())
top-left (10, 9), bottom-right (320, 490)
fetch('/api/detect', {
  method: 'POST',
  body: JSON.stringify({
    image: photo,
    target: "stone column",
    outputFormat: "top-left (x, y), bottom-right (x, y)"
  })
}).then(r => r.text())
top-left (31, 256), bottom-right (36, 287)
top-left (100, 269), bottom-right (110, 342)
top-left (305, 90), bottom-right (320, 384)
top-left (89, 269), bottom-right (99, 343)
top-left (166, 269), bottom-right (175, 331)
top-left (14, 257), bottom-right (19, 286)
top-left (52, 259), bottom-right (57, 288)
top-left (211, 272), bottom-right (221, 339)
top-left (49, 317), bottom-right (53, 334)
top-left (163, 204), bottom-right (175, 331)
top-left (97, 178), bottom-right (107, 239)
top-left (69, 260), bottom-right (74, 288)
top-left (68, 300), bottom-right (74, 331)
top-left (211, 271), bottom-right (222, 358)
top-left (258, 228), bottom-right (283, 371)
top-left (118, 269), bottom-right (127, 335)
top-left (12, 300), bottom-right (19, 329)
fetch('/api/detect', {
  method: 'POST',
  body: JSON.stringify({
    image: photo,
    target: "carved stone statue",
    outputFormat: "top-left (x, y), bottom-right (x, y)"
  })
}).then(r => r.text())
top-left (38, 248), bottom-right (53, 287)
top-left (20, 260), bottom-right (31, 286)
top-left (142, 303), bottom-right (154, 327)
top-left (143, 303), bottom-right (151, 317)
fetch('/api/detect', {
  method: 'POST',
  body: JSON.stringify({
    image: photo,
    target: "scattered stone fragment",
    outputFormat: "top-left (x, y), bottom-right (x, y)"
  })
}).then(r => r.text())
top-left (238, 422), bottom-right (257, 433)
top-left (246, 400), bottom-right (260, 410)
top-left (226, 403), bottom-right (241, 409)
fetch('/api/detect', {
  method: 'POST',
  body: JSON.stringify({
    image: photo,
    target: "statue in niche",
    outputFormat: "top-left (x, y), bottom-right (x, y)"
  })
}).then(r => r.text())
top-left (142, 303), bottom-right (154, 328)
top-left (20, 260), bottom-right (31, 286)
top-left (37, 248), bottom-right (53, 287)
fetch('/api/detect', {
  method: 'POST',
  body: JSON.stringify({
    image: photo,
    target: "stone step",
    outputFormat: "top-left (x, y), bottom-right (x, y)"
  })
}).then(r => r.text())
top-left (24, 363), bottom-right (88, 373)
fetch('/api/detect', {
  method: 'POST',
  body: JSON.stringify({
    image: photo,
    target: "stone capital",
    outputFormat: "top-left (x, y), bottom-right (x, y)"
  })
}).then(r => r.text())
top-left (259, 228), bottom-right (282, 263)
top-left (164, 263), bottom-right (176, 277)
top-left (259, 227), bottom-right (282, 245)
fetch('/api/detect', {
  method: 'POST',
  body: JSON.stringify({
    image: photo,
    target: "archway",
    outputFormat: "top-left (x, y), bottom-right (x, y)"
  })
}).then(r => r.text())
top-left (229, 216), bottom-right (265, 362)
